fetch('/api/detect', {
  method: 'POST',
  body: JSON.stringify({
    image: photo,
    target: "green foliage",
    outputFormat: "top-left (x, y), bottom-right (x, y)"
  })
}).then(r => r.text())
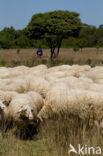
top-left (79, 25), bottom-right (96, 47)
top-left (26, 10), bottom-right (82, 58)
top-left (73, 46), bottom-right (79, 52)
top-left (0, 11), bottom-right (103, 51)
top-left (95, 25), bottom-right (103, 40)
top-left (0, 27), bottom-right (17, 49)
top-left (96, 38), bottom-right (103, 47)
top-left (96, 45), bottom-right (100, 49)
top-left (16, 49), bottom-right (21, 54)
top-left (62, 37), bottom-right (76, 48)
top-left (75, 38), bottom-right (89, 51)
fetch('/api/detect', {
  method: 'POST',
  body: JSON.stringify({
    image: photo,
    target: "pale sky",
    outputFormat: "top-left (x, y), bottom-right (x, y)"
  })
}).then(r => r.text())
top-left (0, 0), bottom-right (102, 30)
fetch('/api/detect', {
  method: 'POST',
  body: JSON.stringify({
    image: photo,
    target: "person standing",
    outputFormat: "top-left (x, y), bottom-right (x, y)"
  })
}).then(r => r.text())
top-left (36, 47), bottom-right (43, 58)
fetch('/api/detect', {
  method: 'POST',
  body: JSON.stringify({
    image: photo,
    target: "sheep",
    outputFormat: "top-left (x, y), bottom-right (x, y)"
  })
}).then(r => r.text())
top-left (47, 65), bottom-right (71, 73)
top-left (29, 64), bottom-right (48, 72)
top-left (72, 64), bottom-right (91, 72)
top-left (87, 72), bottom-right (103, 81)
top-left (0, 92), bottom-right (44, 138)
top-left (94, 79), bottom-right (103, 84)
top-left (9, 66), bottom-right (29, 76)
top-left (27, 91), bottom-right (44, 113)
top-left (0, 101), bottom-right (5, 132)
top-left (86, 66), bottom-right (103, 81)
top-left (7, 94), bottom-right (35, 123)
top-left (0, 67), bottom-right (10, 79)
top-left (45, 70), bottom-right (76, 80)
top-left (2, 77), bottom-right (29, 93)
top-left (0, 90), bottom-right (17, 132)
top-left (0, 101), bottom-right (5, 111)
top-left (0, 101), bottom-right (5, 128)
top-left (29, 71), bottom-right (47, 79)
top-left (0, 79), bottom-right (10, 90)
top-left (28, 65), bottom-right (48, 78)
top-left (89, 83), bottom-right (103, 92)
top-left (0, 67), bottom-right (26, 79)
top-left (48, 81), bottom-right (70, 91)
top-left (0, 91), bottom-right (17, 105)
top-left (38, 88), bottom-right (103, 132)
top-left (70, 65), bottom-right (91, 78)
top-left (51, 76), bottom-right (93, 90)
top-left (5, 92), bottom-right (44, 124)
top-left (37, 81), bottom-right (70, 121)
top-left (12, 66), bottom-right (29, 72)
top-left (25, 76), bottom-right (50, 98)
top-left (0, 94), bottom-right (36, 134)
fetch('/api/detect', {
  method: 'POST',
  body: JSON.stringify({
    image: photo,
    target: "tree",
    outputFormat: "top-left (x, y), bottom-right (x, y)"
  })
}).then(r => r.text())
top-left (95, 25), bottom-right (103, 40)
top-left (0, 27), bottom-right (23, 49)
top-left (26, 10), bottom-right (82, 59)
top-left (62, 37), bottom-right (76, 48)
top-left (96, 37), bottom-right (103, 48)
top-left (79, 24), bottom-right (96, 47)
top-left (0, 26), bottom-right (17, 49)
top-left (75, 38), bottom-right (89, 52)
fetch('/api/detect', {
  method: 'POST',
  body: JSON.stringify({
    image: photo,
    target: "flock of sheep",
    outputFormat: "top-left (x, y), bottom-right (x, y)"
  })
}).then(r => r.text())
top-left (0, 64), bottom-right (103, 136)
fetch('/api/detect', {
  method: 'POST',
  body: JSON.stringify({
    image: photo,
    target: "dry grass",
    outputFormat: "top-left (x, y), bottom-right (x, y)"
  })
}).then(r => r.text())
top-left (0, 48), bottom-right (103, 156)
top-left (0, 133), bottom-right (52, 156)
top-left (1, 117), bottom-right (103, 156)
top-left (0, 48), bottom-right (103, 67)
top-left (40, 118), bottom-right (103, 156)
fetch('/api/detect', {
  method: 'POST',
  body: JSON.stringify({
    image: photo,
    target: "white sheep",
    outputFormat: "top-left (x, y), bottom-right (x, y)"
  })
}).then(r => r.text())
top-left (9, 66), bottom-right (29, 76)
top-left (45, 70), bottom-right (76, 80)
top-left (38, 88), bottom-right (103, 132)
top-left (0, 67), bottom-right (10, 79)
top-left (30, 64), bottom-right (48, 72)
top-left (5, 92), bottom-right (44, 123)
top-left (72, 64), bottom-right (91, 72)
top-left (0, 91), bottom-right (17, 105)
top-left (0, 91), bottom-right (17, 131)
top-left (27, 91), bottom-right (44, 113)
top-left (52, 76), bottom-right (93, 90)
top-left (89, 83), bottom-right (103, 92)
top-left (25, 76), bottom-right (50, 97)
top-left (2, 77), bottom-right (29, 93)
top-left (0, 101), bottom-right (5, 132)
top-left (94, 79), bottom-right (103, 84)
top-left (47, 65), bottom-right (71, 73)
top-left (37, 81), bottom-right (70, 120)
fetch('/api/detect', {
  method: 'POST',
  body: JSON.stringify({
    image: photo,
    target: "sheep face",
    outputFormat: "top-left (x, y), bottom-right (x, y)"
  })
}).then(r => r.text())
top-left (0, 101), bottom-right (5, 111)
top-left (17, 105), bottom-right (34, 121)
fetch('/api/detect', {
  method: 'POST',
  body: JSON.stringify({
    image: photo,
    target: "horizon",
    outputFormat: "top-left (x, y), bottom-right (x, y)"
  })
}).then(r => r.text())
top-left (0, 0), bottom-right (103, 30)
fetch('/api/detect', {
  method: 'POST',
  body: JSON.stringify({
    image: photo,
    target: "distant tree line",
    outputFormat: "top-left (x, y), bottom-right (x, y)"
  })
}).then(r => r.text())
top-left (0, 10), bottom-right (103, 58)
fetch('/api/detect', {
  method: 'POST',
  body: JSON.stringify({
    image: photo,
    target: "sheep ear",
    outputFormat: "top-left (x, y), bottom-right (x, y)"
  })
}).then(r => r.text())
top-left (41, 92), bottom-right (46, 99)
top-left (3, 101), bottom-right (10, 106)
top-left (17, 108), bottom-right (23, 113)
top-left (24, 105), bottom-right (29, 111)
top-left (17, 107), bottom-right (27, 113)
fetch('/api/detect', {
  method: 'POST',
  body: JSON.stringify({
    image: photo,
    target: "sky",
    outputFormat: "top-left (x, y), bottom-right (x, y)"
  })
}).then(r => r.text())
top-left (0, 0), bottom-right (103, 30)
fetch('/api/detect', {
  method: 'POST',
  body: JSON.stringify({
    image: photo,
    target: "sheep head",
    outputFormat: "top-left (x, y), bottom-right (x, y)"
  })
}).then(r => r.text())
top-left (17, 105), bottom-right (34, 121)
top-left (0, 101), bottom-right (5, 111)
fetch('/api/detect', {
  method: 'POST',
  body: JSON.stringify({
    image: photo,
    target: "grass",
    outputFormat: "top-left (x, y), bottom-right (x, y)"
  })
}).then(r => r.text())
top-left (0, 47), bottom-right (103, 156)
top-left (0, 48), bottom-right (103, 67)
top-left (1, 117), bottom-right (103, 156)
top-left (0, 134), bottom-right (51, 156)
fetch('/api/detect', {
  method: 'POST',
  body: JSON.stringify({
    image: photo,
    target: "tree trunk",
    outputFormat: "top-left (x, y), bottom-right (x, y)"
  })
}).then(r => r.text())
top-left (57, 46), bottom-right (60, 57)
top-left (56, 38), bottom-right (63, 57)
top-left (53, 48), bottom-right (56, 58)
top-left (50, 48), bottom-right (55, 60)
